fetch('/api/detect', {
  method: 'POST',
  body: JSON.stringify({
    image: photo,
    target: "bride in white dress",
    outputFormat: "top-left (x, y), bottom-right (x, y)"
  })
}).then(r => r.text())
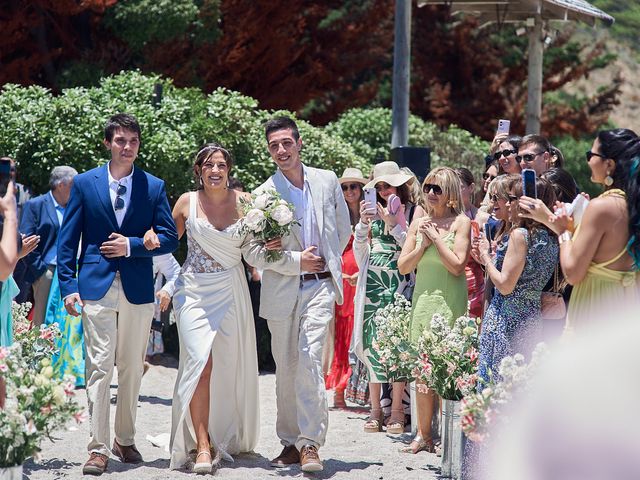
top-left (169, 144), bottom-right (259, 473)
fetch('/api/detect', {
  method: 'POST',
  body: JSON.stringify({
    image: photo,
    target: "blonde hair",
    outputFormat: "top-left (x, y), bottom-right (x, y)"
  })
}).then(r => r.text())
top-left (423, 166), bottom-right (464, 216)
top-left (487, 174), bottom-right (519, 200)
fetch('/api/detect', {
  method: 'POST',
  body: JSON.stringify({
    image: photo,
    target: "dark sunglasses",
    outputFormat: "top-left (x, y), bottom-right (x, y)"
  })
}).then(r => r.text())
top-left (586, 150), bottom-right (605, 162)
top-left (516, 151), bottom-right (545, 163)
top-left (341, 183), bottom-right (361, 191)
top-left (482, 173), bottom-right (497, 181)
top-left (490, 194), bottom-right (518, 202)
top-left (493, 149), bottom-right (517, 161)
top-left (114, 183), bottom-right (127, 211)
top-left (423, 183), bottom-right (443, 195)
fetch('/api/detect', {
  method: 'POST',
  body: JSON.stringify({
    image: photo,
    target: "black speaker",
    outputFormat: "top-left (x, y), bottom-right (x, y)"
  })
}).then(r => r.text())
top-left (391, 146), bottom-right (431, 182)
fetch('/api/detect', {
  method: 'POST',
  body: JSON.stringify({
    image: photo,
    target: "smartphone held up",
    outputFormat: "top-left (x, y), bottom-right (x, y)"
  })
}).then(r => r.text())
top-left (497, 119), bottom-right (511, 135)
top-left (521, 169), bottom-right (537, 199)
top-left (363, 187), bottom-right (378, 220)
top-left (0, 159), bottom-right (12, 197)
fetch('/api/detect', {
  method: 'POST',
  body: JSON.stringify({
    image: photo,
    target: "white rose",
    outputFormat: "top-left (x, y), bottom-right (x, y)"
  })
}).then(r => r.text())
top-left (271, 205), bottom-right (294, 226)
top-left (254, 193), bottom-right (271, 210)
top-left (244, 209), bottom-right (265, 232)
top-left (52, 385), bottom-right (66, 405)
top-left (278, 199), bottom-right (288, 206)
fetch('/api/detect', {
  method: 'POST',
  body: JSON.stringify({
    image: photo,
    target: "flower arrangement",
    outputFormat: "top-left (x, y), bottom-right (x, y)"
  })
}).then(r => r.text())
top-left (413, 314), bottom-right (480, 400)
top-left (239, 189), bottom-right (298, 262)
top-left (460, 343), bottom-right (548, 442)
top-left (371, 294), bottom-right (414, 381)
top-left (0, 302), bottom-right (85, 468)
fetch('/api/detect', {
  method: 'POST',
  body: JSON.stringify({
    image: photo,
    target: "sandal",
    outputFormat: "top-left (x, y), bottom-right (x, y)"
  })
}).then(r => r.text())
top-left (193, 450), bottom-right (212, 474)
top-left (386, 409), bottom-right (406, 434)
top-left (398, 435), bottom-right (434, 454)
top-left (363, 409), bottom-right (383, 433)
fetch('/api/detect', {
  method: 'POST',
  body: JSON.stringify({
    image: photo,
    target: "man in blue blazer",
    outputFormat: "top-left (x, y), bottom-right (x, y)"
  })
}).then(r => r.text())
top-left (57, 114), bottom-right (178, 476)
top-left (20, 166), bottom-right (77, 326)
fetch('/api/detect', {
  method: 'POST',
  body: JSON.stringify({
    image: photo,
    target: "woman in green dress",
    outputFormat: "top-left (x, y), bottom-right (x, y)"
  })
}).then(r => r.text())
top-left (398, 167), bottom-right (470, 453)
top-left (352, 161), bottom-right (415, 435)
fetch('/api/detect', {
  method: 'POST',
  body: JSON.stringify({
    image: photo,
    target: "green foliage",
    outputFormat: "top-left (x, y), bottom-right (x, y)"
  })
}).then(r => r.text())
top-left (590, 0), bottom-right (640, 47)
top-left (0, 71), bottom-right (367, 201)
top-left (326, 108), bottom-right (489, 180)
top-left (103, 0), bottom-right (220, 51)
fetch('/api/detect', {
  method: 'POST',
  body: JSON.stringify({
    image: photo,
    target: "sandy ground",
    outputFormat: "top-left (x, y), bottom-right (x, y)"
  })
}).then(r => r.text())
top-left (23, 355), bottom-right (441, 479)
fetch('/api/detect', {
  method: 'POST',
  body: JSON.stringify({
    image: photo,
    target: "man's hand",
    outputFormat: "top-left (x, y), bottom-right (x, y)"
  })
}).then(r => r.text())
top-left (300, 246), bottom-right (325, 272)
top-left (265, 237), bottom-right (282, 251)
top-left (64, 293), bottom-right (84, 317)
top-left (100, 233), bottom-right (128, 258)
top-left (18, 234), bottom-right (40, 258)
top-left (143, 229), bottom-right (160, 250)
top-left (156, 290), bottom-right (171, 312)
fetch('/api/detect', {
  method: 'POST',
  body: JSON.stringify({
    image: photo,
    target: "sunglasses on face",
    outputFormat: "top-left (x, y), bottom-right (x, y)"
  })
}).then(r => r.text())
top-left (423, 183), bottom-right (443, 195)
top-left (494, 149), bottom-right (517, 161)
top-left (375, 182), bottom-right (392, 192)
top-left (483, 173), bottom-right (497, 181)
top-left (490, 194), bottom-right (518, 202)
top-left (516, 151), bottom-right (545, 163)
top-left (586, 150), bottom-right (606, 162)
top-left (341, 183), bottom-right (361, 191)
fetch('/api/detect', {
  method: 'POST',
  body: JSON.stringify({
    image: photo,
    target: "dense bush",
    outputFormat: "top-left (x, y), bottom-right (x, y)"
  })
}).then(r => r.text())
top-left (550, 135), bottom-right (602, 198)
top-left (326, 108), bottom-right (489, 182)
top-left (0, 71), bottom-right (367, 201)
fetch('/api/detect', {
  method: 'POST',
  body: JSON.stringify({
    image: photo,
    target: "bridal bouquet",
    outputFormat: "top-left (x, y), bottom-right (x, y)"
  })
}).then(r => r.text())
top-left (413, 314), bottom-right (480, 400)
top-left (0, 303), bottom-right (86, 468)
top-left (460, 343), bottom-right (548, 442)
top-left (371, 294), bottom-right (414, 381)
top-left (239, 189), bottom-right (298, 262)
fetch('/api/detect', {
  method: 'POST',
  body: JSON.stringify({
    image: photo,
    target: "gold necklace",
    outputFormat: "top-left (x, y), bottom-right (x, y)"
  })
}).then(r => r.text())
top-left (600, 188), bottom-right (626, 198)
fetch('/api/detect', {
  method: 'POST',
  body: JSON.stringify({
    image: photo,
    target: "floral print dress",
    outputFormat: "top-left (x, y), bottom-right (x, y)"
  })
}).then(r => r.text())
top-left (362, 220), bottom-right (408, 383)
top-left (477, 228), bottom-right (558, 386)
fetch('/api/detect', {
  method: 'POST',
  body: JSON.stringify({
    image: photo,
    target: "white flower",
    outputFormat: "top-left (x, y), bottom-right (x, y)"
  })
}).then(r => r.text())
top-left (271, 205), bottom-right (294, 226)
top-left (254, 193), bottom-right (271, 210)
top-left (24, 420), bottom-right (37, 435)
top-left (279, 199), bottom-right (288, 206)
top-left (244, 209), bottom-right (265, 232)
top-left (52, 385), bottom-right (66, 405)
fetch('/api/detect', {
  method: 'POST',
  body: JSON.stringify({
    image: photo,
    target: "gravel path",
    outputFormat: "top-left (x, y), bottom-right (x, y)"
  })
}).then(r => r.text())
top-left (24, 355), bottom-right (441, 479)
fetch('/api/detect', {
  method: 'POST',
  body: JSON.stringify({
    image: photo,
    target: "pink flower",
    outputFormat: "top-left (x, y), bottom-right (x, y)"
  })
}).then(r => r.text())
top-left (40, 405), bottom-right (52, 415)
top-left (73, 410), bottom-right (88, 423)
top-left (466, 348), bottom-right (479, 362)
top-left (63, 382), bottom-right (76, 396)
top-left (39, 328), bottom-right (54, 341)
top-left (0, 347), bottom-right (8, 359)
top-left (0, 364), bottom-right (7, 373)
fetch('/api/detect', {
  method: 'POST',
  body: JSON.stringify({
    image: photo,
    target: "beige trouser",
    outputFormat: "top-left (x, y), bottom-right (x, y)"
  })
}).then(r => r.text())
top-left (82, 274), bottom-right (154, 456)
top-left (31, 266), bottom-right (55, 326)
top-left (267, 278), bottom-right (336, 451)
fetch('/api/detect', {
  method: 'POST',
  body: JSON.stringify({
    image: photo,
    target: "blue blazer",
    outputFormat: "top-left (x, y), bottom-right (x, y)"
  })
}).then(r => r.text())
top-left (19, 192), bottom-right (60, 284)
top-left (57, 164), bottom-right (179, 305)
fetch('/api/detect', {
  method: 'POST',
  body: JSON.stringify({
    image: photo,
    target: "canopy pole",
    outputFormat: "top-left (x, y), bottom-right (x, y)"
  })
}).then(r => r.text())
top-left (391, 0), bottom-right (412, 148)
top-left (525, 15), bottom-right (543, 134)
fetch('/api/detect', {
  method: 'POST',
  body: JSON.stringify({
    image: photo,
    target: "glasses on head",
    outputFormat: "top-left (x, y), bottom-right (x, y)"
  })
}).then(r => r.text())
top-left (482, 172), bottom-right (497, 181)
top-left (114, 183), bottom-right (127, 211)
top-left (494, 149), bottom-right (517, 161)
top-left (375, 182), bottom-right (392, 192)
top-left (586, 150), bottom-right (605, 162)
top-left (341, 183), bottom-right (361, 192)
top-left (423, 183), bottom-right (443, 195)
top-left (516, 151), bottom-right (545, 163)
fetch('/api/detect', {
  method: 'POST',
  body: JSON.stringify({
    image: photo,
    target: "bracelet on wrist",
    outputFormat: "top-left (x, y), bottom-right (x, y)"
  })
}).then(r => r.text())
top-left (558, 231), bottom-right (572, 244)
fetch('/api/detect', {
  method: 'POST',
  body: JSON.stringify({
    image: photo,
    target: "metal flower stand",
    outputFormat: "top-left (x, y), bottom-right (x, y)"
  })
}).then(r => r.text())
top-left (441, 399), bottom-right (465, 479)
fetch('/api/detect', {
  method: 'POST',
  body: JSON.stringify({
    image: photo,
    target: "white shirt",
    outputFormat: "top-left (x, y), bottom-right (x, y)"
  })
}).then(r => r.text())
top-left (282, 166), bottom-right (322, 273)
top-left (152, 253), bottom-right (181, 320)
top-left (107, 162), bottom-right (134, 228)
top-left (107, 162), bottom-right (134, 257)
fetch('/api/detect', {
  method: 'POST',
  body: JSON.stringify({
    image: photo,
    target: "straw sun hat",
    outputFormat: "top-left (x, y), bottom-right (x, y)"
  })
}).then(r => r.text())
top-left (339, 167), bottom-right (367, 185)
top-left (364, 161), bottom-right (414, 190)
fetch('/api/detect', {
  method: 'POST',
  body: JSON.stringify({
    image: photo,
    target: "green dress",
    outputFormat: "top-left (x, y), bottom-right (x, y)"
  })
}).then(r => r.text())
top-left (363, 220), bottom-right (408, 382)
top-left (410, 232), bottom-right (468, 343)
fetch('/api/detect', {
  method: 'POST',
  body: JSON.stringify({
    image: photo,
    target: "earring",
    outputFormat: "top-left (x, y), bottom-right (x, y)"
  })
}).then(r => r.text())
top-left (604, 172), bottom-right (614, 187)
top-left (199, 176), bottom-right (204, 187)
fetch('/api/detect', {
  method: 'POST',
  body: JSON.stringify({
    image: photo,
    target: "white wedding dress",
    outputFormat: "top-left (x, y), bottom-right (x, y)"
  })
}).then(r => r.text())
top-left (169, 192), bottom-right (259, 469)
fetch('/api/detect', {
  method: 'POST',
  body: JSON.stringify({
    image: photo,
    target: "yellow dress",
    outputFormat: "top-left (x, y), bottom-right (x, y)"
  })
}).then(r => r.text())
top-left (564, 190), bottom-right (639, 333)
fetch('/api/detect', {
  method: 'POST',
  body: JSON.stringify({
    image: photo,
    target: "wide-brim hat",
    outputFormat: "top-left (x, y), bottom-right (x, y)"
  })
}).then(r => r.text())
top-left (339, 167), bottom-right (367, 185)
top-left (364, 161), bottom-right (414, 189)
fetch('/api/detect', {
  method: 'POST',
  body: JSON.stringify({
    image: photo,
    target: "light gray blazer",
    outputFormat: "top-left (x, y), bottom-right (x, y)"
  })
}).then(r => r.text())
top-left (243, 166), bottom-right (351, 320)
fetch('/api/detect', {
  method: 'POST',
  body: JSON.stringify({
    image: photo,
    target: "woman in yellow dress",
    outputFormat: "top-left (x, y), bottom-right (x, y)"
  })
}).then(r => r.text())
top-left (520, 128), bottom-right (640, 332)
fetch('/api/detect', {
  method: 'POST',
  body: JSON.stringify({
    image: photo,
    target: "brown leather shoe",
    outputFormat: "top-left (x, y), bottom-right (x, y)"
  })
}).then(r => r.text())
top-left (300, 445), bottom-right (323, 472)
top-left (82, 452), bottom-right (109, 476)
top-left (270, 444), bottom-right (300, 467)
top-left (112, 440), bottom-right (143, 463)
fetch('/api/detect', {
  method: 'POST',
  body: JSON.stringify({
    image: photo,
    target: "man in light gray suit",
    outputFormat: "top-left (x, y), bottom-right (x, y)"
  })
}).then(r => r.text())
top-left (244, 117), bottom-right (351, 472)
